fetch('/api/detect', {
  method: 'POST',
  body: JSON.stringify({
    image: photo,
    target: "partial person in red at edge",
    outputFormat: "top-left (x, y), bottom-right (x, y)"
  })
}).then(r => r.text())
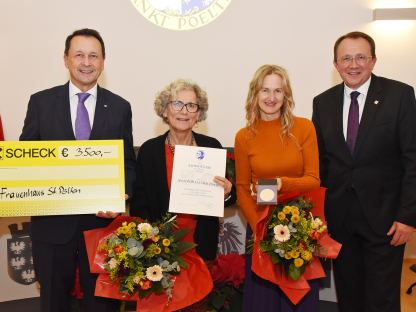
top-left (130, 79), bottom-right (236, 311)
top-left (312, 31), bottom-right (416, 312)
top-left (20, 28), bottom-right (135, 312)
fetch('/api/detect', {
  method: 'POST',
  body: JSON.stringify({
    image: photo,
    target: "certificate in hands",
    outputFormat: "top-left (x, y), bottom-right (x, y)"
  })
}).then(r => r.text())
top-left (168, 145), bottom-right (226, 217)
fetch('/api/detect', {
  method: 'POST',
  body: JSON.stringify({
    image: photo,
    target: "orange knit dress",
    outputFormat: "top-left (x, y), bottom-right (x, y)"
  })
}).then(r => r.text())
top-left (234, 117), bottom-right (320, 232)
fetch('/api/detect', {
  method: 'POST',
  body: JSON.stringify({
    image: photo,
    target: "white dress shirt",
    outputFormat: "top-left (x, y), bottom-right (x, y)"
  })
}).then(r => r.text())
top-left (342, 77), bottom-right (371, 140)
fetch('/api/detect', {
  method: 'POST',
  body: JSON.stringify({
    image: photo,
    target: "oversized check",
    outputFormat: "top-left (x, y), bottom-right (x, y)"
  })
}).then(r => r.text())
top-left (0, 140), bottom-right (125, 217)
top-left (169, 145), bottom-right (226, 217)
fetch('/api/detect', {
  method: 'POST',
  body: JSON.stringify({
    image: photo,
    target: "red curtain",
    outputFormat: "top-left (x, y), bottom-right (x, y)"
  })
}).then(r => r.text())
top-left (0, 115), bottom-right (4, 140)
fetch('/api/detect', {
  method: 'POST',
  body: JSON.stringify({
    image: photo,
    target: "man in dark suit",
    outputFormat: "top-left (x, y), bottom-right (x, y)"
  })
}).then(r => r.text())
top-left (20, 28), bottom-right (135, 312)
top-left (312, 31), bottom-right (416, 312)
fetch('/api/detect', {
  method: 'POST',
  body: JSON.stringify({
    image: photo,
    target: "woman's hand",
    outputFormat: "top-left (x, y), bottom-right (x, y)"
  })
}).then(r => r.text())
top-left (213, 176), bottom-right (232, 198)
top-left (276, 177), bottom-right (282, 191)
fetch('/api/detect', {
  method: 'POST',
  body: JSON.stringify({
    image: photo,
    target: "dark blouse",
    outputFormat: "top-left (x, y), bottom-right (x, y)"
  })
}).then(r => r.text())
top-left (130, 131), bottom-right (236, 260)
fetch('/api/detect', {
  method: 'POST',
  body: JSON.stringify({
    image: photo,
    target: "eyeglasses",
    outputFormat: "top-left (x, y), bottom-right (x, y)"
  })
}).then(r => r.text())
top-left (337, 54), bottom-right (372, 66)
top-left (169, 100), bottom-right (200, 113)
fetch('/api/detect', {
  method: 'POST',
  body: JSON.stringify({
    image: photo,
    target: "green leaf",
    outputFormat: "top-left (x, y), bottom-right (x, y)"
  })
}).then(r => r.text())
top-left (288, 263), bottom-right (301, 280)
top-left (176, 256), bottom-right (188, 268)
top-left (270, 252), bottom-right (281, 264)
top-left (138, 287), bottom-right (154, 298)
top-left (173, 228), bottom-right (189, 241)
top-left (211, 293), bottom-right (227, 310)
top-left (259, 240), bottom-right (268, 251)
top-left (176, 241), bottom-right (197, 254)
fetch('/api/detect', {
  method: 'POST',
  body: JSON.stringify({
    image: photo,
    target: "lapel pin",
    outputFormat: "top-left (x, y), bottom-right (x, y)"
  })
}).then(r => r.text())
top-left (104, 104), bottom-right (108, 108)
top-left (374, 100), bottom-right (379, 105)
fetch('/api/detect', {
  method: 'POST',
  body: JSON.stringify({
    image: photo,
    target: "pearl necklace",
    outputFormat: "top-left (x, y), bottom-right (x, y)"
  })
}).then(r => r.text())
top-left (166, 132), bottom-right (196, 154)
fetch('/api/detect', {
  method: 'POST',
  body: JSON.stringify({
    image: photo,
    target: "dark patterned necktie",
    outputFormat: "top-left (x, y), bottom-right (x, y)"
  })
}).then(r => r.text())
top-left (75, 93), bottom-right (91, 140)
top-left (346, 91), bottom-right (360, 153)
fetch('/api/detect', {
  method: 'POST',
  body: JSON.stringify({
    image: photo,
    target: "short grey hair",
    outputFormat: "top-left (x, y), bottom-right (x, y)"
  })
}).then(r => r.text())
top-left (154, 79), bottom-right (208, 124)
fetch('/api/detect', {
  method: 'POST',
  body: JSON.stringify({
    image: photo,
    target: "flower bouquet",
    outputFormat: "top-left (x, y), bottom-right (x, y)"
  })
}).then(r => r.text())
top-left (252, 187), bottom-right (342, 305)
top-left (84, 214), bottom-right (213, 312)
top-left (260, 195), bottom-right (327, 281)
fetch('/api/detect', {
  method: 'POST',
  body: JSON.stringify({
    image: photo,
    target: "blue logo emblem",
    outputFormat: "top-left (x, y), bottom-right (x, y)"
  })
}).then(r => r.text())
top-left (148, 0), bottom-right (213, 16)
top-left (196, 150), bottom-right (205, 160)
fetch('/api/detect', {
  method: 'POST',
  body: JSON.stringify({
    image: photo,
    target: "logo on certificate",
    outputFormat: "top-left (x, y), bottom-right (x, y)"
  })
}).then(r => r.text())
top-left (196, 150), bottom-right (205, 160)
top-left (130, 0), bottom-right (232, 31)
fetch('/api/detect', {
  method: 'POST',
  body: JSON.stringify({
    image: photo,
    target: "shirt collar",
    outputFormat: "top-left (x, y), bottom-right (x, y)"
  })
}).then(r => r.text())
top-left (344, 76), bottom-right (371, 98)
top-left (69, 81), bottom-right (98, 99)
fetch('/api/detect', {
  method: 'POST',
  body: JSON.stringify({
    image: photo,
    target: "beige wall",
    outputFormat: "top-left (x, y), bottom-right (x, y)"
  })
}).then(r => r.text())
top-left (1, 0), bottom-right (414, 145)
top-left (1, 0), bottom-right (415, 256)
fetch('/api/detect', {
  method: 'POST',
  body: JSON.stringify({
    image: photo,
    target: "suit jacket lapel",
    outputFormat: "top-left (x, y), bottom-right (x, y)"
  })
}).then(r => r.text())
top-left (155, 132), bottom-right (170, 216)
top-left (90, 85), bottom-right (107, 139)
top-left (332, 84), bottom-right (353, 159)
top-left (56, 83), bottom-right (75, 139)
top-left (354, 75), bottom-right (383, 156)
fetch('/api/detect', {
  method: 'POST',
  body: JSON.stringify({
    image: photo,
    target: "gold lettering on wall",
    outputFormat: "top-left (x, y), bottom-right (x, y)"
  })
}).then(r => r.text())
top-left (130, 0), bottom-right (232, 31)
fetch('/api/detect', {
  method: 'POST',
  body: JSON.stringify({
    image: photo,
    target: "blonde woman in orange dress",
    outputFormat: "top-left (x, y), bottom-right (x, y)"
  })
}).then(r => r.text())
top-left (234, 65), bottom-right (320, 312)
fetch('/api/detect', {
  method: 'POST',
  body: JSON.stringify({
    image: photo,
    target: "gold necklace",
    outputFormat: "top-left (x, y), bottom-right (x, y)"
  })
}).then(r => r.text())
top-left (166, 132), bottom-right (195, 155)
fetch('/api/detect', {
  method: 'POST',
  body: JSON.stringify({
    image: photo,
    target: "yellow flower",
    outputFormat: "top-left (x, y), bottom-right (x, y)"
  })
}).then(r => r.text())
top-left (294, 258), bottom-right (304, 268)
top-left (162, 239), bottom-right (171, 246)
top-left (278, 212), bottom-right (286, 221)
top-left (154, 247), bottom-right (161, 254)
top-left (133, 276), bottom-right (142, 284)
top-left (291, 214), bottom-right (300, 224)
top-left (291, 207), bottom-right (300, 215)
top-left (290, 250), bottom-right (300, 258)
top-left (152, 235), bottom-right (160, 242)
top-left (318, 225), bottom-right (327, 233)
top-left (118, 251), bottom-right (129, 263)
top-left (284, 253), bottom-right (292, 259)
top-left (283, 206), bottom-right (291, 214)
top-left (164, 247), bottom-right (170, 253)
top-left (301, 250), bottom-right (313, 261)
top-left (116, 226), bottom-right (132, 236)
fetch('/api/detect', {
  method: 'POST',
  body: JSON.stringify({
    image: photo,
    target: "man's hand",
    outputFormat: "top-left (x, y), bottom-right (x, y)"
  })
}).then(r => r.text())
top-left (96, 211), bottom-right (120, 219)
top-left (387, 221), bottom-right (415, 246)
top-left (96, 194), bottom-right (129, 218)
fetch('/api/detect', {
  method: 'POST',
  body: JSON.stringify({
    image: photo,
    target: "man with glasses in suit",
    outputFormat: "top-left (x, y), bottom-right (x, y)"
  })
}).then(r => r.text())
top-left (312, 31), bottom-right (416, 312)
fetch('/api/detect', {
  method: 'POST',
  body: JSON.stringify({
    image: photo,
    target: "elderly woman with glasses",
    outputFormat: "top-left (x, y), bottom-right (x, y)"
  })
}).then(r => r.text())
top-left (130, 79), bottom-right (236, 311)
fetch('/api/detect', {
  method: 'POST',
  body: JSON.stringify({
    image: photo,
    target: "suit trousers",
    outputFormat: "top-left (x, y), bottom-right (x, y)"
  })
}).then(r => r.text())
top-left (331, 190), bottom-right (405, 312)
top-left (32, 220), bottom-right (119, 312)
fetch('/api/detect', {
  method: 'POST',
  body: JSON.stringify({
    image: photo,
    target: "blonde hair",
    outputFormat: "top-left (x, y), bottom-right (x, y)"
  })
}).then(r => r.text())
top-left (154, 79), bottom-right (208, 124)
top-left (245, 64), bottom-right (295, 137)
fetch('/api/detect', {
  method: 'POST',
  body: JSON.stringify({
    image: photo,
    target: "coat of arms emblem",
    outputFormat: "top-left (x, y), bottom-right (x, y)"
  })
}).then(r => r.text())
top-left (7, 222), bottom-right (36, 285)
